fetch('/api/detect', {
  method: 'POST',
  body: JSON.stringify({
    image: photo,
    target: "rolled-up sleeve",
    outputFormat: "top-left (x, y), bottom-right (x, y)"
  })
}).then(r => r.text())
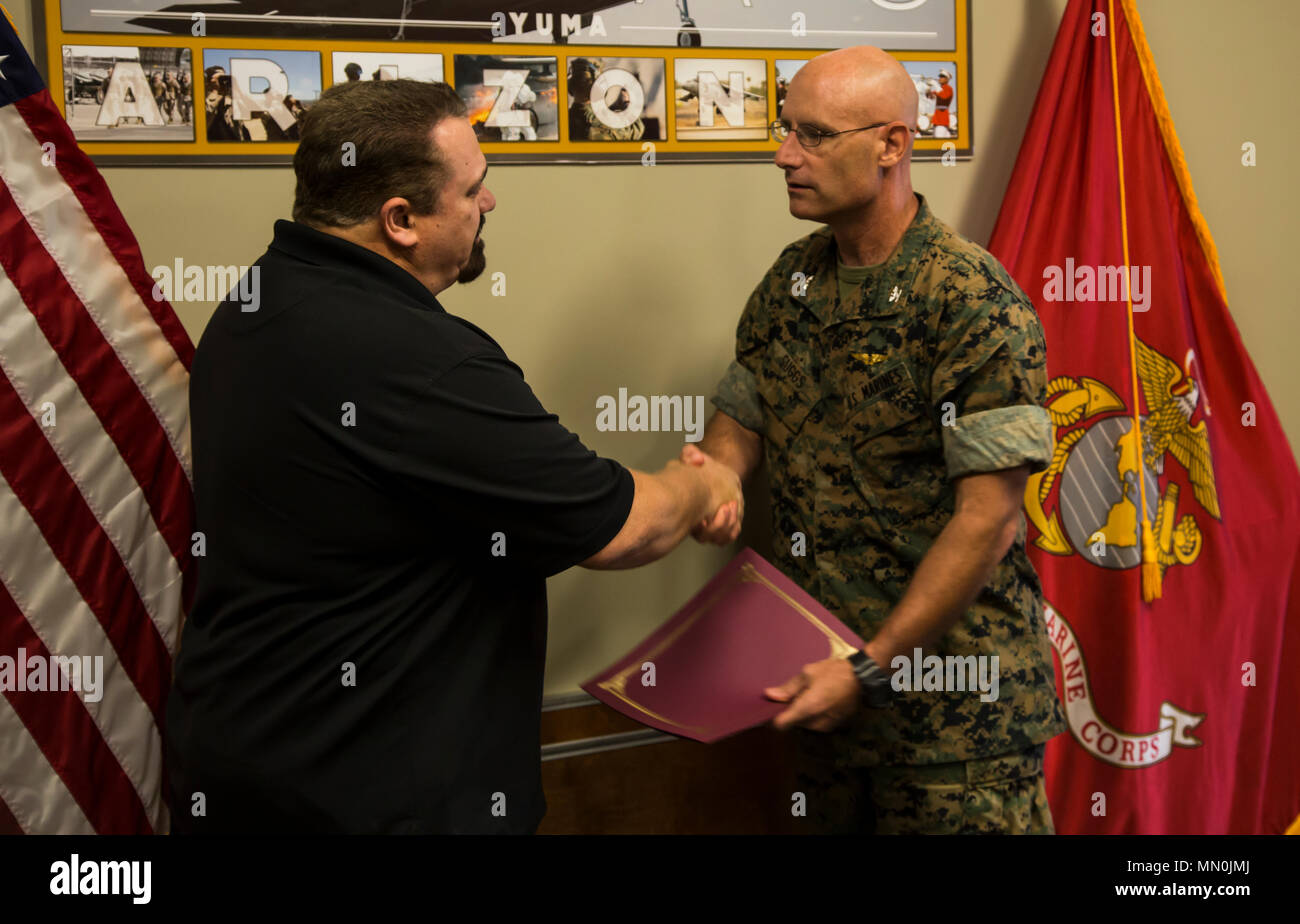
top-left (710, 358), bottom-right (765, 432)
top-left (930, 281), bottom-right (1052, 478)
top-left (942, 405), bottom-right (1051, 478)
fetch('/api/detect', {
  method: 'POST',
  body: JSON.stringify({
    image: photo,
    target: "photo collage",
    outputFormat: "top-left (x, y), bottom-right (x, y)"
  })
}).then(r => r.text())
top-left (59, 47), bottom-right (961, 152)
top-left (44, 0), bottom-right (967, 159)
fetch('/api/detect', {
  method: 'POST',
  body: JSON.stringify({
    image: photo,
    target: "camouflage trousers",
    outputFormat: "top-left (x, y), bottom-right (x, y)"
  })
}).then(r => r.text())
top-left (794, 738), bottom-right (1054, 835)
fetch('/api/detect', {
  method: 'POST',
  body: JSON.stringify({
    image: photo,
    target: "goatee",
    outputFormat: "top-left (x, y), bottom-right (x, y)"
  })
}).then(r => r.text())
top-left (457, 236), bottom-right (486, 284)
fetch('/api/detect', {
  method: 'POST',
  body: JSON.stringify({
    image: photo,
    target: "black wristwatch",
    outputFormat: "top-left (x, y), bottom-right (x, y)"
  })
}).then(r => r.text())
top-left (847, 649), bottom-right (894, 708)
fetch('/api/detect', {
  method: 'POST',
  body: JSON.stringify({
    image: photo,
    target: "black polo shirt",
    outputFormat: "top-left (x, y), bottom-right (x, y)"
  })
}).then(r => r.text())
top-left (167, 220), bottom-right (634, 834)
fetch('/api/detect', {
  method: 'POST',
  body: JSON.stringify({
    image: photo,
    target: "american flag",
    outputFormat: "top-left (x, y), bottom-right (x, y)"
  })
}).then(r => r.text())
top-left (0, 16), bottom-right (194, 833)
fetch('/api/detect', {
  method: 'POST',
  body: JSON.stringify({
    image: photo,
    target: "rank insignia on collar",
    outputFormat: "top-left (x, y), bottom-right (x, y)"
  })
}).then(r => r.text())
top-left (889, 285), bottom-right (902, 303)
top-left (851, 352), bottom-right (888, 366)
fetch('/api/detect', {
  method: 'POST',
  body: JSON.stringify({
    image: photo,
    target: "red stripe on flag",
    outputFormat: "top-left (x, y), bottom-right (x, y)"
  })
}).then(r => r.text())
top-left (15, 90), bottom-right (194, 372)
top-left (0, 582), bottom-right (153, 834)
top-left (0, 375), bottom-right (171, 725)
top-left (0, 179), bottom-right (196, 613)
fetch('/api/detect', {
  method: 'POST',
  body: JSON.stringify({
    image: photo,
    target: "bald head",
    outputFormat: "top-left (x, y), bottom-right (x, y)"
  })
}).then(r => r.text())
top-left (791, 46), bottom-right (918, 134)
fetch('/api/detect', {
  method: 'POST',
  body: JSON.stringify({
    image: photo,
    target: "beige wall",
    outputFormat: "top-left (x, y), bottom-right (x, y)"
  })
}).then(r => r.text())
top-left (10, 0), bottom-right (1297, 693)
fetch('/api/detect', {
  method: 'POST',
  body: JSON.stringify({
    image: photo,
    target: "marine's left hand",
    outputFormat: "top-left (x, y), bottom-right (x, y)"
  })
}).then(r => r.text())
top-left (766, 657), bottom-right (860, 732)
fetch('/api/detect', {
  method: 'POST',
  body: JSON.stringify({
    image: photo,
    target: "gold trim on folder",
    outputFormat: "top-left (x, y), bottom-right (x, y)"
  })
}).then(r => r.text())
top-left (596, 563), bottom-right (855, 735)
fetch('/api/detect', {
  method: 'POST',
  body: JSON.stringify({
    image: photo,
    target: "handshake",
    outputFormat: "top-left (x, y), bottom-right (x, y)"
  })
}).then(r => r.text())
top-left (583, 415), bottom-right (759, 570)
top-left (677, 443), bottom-right (745, 546)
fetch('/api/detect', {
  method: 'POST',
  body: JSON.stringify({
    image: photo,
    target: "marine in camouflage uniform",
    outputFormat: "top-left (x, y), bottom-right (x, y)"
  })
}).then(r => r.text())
top-left (711, 193), bottom-right (1067, 834)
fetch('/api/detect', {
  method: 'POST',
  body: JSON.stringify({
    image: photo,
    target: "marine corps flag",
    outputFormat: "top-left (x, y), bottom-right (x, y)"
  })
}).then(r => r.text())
top-left (988, 0), bottom-right (1300, 834)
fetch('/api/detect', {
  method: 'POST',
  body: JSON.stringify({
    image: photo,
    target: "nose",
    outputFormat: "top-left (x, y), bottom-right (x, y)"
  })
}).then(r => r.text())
top-left (480, 185), bottom-right (496, 213)
top-left (774, 132), bottom-right (802, 169)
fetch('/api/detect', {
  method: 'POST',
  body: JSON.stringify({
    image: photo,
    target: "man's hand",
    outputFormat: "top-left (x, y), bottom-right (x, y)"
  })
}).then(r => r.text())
top-left (580, 452), bottom-right (740, 569)
top-left (680, 443), bottom-right (743, 545)
top-left (765, 657), bottom-right (860, 732)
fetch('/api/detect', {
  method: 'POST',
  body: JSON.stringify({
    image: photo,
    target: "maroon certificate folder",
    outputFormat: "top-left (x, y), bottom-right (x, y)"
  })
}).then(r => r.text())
top-left (580, 549), bottom-right (865, 743)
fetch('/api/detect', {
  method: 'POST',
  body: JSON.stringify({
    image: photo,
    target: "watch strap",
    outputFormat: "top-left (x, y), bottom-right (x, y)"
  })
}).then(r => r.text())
top-left (847, 649), bottom-right (893, 707)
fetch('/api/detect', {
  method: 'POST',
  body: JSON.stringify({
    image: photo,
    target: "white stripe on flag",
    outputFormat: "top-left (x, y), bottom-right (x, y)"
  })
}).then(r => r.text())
top-left (0, 692), bottom-right (96, 834)
top-left (0, 105), bottom-right (192, 481)
top-left (0, 269), bottom-right (184, 654)
top-left (0, 476), bottom-right (163, 830)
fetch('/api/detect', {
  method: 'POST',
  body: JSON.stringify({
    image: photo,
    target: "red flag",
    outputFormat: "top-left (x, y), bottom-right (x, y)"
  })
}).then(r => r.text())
top-left (988, 0), bottom-right (1300, 833)
top-left (0, 18), bottom-right (194, 833)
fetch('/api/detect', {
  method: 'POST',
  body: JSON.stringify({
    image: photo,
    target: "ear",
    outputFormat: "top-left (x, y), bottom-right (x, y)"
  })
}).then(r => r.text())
top-left (879, 123), bottom-right (913, 168)
top-left (378, 197), bottom-right (420, 249)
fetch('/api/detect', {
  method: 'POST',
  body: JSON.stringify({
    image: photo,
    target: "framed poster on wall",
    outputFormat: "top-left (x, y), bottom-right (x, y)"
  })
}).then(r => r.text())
top-left (33, 0), bottom-right (973, 165)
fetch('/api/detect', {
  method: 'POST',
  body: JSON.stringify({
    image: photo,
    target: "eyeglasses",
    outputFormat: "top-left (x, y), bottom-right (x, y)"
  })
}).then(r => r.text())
top-left (769, 119), bottom-right (910, 148)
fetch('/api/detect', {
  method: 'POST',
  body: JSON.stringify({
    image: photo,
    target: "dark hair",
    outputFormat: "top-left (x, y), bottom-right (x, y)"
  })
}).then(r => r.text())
top-left (292, 79), bottom-right (467, 228)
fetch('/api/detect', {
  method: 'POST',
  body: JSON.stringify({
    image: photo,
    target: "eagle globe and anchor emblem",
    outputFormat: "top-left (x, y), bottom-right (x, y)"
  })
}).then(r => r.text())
top-left (1024, 337), bottom-right (1220, 768)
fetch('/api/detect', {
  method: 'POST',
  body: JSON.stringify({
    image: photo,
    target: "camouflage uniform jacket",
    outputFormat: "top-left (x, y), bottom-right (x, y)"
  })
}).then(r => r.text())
top-left (712, 194), bottom-right (1067, 766)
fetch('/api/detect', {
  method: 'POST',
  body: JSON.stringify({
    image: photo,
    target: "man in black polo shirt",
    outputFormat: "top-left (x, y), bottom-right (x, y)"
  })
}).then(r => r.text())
top-left (166, 80), bottom-right (742, 834)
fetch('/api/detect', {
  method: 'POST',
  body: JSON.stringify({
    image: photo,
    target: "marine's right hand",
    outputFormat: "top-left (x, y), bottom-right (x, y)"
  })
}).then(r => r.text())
top-left (680, 444), bottom-right (743, 545)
